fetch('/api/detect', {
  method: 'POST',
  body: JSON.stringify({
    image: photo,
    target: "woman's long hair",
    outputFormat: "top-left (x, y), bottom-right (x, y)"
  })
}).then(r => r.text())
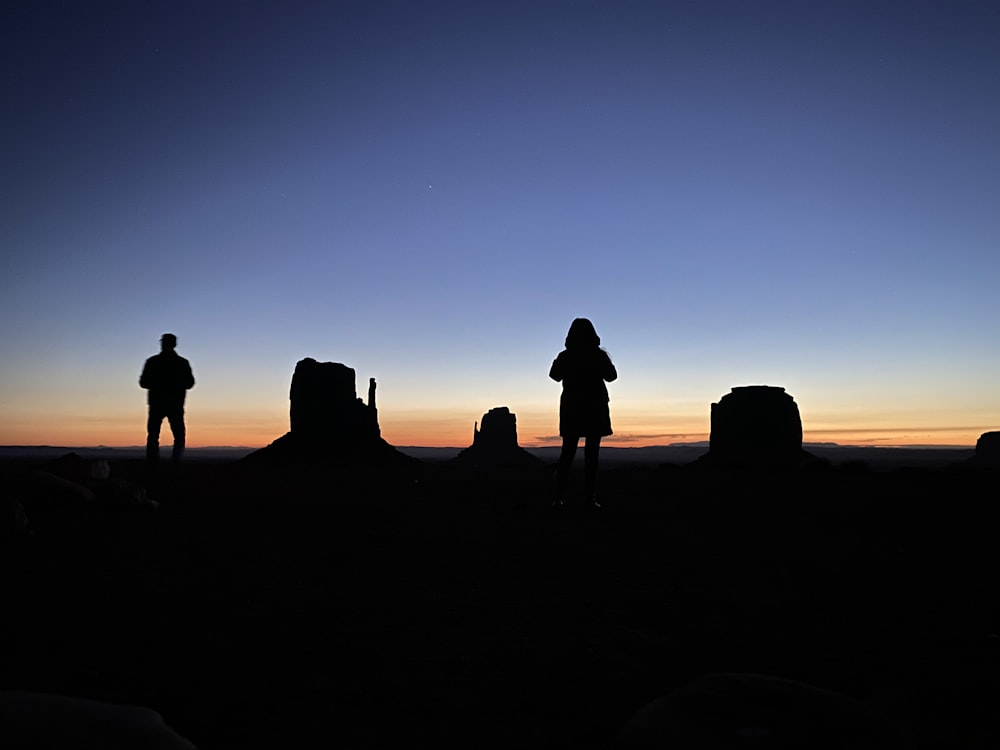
top-left (565, 318), bottom-right (601, 349)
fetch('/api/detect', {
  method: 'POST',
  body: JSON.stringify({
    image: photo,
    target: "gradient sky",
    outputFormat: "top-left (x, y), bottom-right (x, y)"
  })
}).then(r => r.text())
top-left (2, 1), bottom-right (998, 448)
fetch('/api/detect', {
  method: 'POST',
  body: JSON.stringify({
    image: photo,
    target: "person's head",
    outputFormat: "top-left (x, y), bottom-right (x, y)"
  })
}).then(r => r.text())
top-left (160, 333), bottom-right (178, 352)
top-left (565, 318), bottom-right (600, 349)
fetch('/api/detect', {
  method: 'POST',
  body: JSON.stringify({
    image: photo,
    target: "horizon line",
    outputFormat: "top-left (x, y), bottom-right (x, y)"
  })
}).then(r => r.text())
top-left (0, 442), bottom-right (978, 452)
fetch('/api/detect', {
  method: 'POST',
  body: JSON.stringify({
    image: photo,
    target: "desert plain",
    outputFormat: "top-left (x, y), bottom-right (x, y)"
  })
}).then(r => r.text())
top-left (2, 451), bottom-right (997, 748)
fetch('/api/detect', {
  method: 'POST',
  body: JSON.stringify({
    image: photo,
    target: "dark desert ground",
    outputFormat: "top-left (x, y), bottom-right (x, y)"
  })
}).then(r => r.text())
top-left (2, 449), bottom-right (998, 748)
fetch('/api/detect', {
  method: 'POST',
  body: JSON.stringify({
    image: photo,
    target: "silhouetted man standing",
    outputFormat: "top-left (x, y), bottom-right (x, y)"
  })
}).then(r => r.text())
top-left (140, 333), bottom-right (195, 468)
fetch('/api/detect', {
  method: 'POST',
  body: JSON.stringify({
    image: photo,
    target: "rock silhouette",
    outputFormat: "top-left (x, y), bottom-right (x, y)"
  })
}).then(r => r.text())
top-left (697, 386), bottom-right (816, 469)
top-left (244, 358), bottom-right (411, 466)
top-left (971, 430), bottom-right (1000, 468)
top-left (451, 407), bottom-right (542, 467)
top-left (289, 359), bottom-right (380, 441)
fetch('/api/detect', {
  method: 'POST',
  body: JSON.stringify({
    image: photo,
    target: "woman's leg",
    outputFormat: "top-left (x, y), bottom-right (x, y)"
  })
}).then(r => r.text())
top-left (583, 435), bottom-right (602, 503)
top-left (554, 436), bottom-right (579, 504)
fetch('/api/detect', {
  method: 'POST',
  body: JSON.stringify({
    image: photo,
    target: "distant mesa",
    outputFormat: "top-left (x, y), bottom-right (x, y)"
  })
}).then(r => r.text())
top-left (243, 358), bottom-right (413, 466)
top-left (970, 431), bottom-right (1000, 468)
top-left (289, 360), bottom-right (380, 441)
top-left (450, 406), bottom-right (543, 468)
top-left (695, 386), bottom-right (819, 469)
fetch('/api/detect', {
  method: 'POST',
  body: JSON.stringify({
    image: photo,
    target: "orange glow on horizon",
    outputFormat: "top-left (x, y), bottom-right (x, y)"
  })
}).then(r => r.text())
top-left (0, 425), bottom-right (985, 450)
top-left (802, 429), bottom-right (982, 448)
top-left (0, 408), bottom-right (990, 450)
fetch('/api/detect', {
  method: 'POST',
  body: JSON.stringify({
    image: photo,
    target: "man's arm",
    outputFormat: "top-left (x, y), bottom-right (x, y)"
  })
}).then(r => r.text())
top-left (139, 358), bottom-right (152, 389)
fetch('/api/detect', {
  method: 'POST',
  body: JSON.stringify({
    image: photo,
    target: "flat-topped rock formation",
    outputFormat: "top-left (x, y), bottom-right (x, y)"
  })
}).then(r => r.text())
top-left (451, 407), bottom-right (542, 468)
top-left (970, 430), bottom-right (1000, 468)
top-left (696, 386), bottom-right (818, 469)
top-left (289, 359), bottom-right (379, 440)
top-left (244, 358), bottom-right (412, 466)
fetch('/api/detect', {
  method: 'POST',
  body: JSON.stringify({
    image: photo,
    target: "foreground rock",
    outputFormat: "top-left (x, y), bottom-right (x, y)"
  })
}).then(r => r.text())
top-left (451, 407), bottom-right (542, 468)
top-left (244, 358), bottom-right (413, 466)
top-left (0, 691), bottom-right (196, 750)
top-left (695, 386), bottom-right (818, 469)
top-left (614, 673), bottom-right (903, 748)
top-left (22, 453), bottom-right (155, 509)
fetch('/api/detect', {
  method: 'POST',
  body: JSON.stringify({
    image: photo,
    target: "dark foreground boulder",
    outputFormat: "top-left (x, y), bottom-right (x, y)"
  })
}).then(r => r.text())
top-left (614, 673), bottom-right (904, 749)
top-left (696, 386), bottom-right (818, 469)
top-left (1, 496), bottom-right (30, 538)
top-left (22, 454), bottom-right (155, 509)
top-left (0, 691), bottom-right (196, 749)
top-left (451, 406), bottom-right (542, 468)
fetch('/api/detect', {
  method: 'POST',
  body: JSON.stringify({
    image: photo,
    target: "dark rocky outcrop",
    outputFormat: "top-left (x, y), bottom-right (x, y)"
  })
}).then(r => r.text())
top-left (614, 673), bottom-right (902, 748)
top-left (0, 691), bottom-right (197, 750)
top-left (22, 453), bottom-right (154, 509)
top-left (970, 431), bottom-right (1000, 468)
top-left (695, 385), bottom-right (817, 469)
top-left (244, 358), bottom-right (412, 466)
top-left (451, 406), bottom-right (542, 468)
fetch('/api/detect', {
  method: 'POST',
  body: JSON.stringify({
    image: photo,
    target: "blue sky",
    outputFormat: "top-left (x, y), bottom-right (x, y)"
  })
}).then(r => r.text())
top-left (2, 1), bottom-right (998, 447)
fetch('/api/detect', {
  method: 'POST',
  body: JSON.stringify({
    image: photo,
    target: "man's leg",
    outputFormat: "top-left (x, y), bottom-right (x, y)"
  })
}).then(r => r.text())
top-left (146, 411), bottom-right (162, 465)
top-left (166, 411), bottom-right (186, 466)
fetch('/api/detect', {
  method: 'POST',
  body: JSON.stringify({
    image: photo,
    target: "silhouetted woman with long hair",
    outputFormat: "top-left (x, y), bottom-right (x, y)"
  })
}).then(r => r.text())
top-left (549, 318), bottom-right (617, 507)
